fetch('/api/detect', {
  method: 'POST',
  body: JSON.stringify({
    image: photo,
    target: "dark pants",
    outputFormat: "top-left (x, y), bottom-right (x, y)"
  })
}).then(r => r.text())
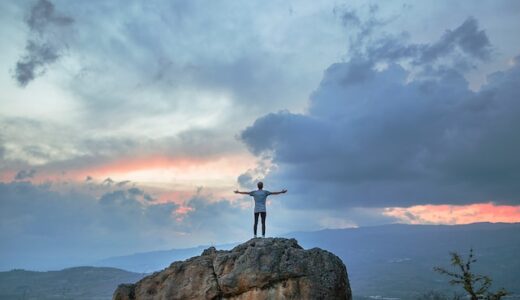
top-left (254, 212), bottom-right (266, 236)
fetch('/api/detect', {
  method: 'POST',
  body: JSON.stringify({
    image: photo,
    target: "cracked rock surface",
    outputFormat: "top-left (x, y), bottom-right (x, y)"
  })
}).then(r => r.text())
top-left (113, 238), bottom-right (351, 300)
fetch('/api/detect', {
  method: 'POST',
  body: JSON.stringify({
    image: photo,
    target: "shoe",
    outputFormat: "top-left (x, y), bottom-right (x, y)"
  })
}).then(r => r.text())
top-left (254, 235), bottom-right (257, 238)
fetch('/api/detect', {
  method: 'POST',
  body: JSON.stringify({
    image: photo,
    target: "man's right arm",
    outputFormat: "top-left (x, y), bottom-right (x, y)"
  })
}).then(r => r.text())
top-left (234, 190), bottom-right (251, 195)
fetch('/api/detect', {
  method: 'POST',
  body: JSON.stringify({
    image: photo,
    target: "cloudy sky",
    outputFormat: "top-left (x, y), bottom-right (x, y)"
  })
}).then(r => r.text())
top-left (1, 0), bottom-right (520, 270)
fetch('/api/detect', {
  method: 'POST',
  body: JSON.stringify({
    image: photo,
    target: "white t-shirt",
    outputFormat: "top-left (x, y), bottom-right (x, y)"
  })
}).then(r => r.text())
top-left (249, 190), bottom-right (271, 213)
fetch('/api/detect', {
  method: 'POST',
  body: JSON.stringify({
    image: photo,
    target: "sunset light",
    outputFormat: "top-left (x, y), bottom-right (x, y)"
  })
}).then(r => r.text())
top-left (384, 202), bottom-right (520, 225)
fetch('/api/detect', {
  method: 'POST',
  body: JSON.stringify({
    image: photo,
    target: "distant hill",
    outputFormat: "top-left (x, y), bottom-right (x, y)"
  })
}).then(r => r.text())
top-left (0, 266), bottom-right (145, 300)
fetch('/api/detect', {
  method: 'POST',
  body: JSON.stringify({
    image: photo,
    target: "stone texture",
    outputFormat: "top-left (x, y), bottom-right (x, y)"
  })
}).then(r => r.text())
top-left (113, 238), bottom-right (351, 300)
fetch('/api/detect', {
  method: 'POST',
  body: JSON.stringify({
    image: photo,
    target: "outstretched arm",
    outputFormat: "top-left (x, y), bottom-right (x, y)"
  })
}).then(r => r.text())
top-left (270, 189), bottom-right (287, 195)
top-left (234, 190), bottom-right (251, 195)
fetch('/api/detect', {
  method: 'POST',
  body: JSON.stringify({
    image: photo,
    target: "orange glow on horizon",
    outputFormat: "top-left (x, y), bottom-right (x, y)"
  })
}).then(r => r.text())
top-left (155, 190), bottom-right (195, 203)
top-left (0, 170), bottom-right (17, 182)
top-left (0, 153), bottom-right (256, 186)
top-left (384, 202), bottom-right (520, 225)
top-left (74, 154), bottom-right (250, 180)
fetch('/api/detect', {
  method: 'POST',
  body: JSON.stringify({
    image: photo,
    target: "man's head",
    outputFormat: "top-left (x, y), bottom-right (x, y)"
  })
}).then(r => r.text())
top-left (257, 181), bottom-right (263, 190)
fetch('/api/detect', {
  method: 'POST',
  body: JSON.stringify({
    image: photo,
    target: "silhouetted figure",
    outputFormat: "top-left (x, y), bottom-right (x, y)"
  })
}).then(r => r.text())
top-left (235, 181), bottom-right (287, 238)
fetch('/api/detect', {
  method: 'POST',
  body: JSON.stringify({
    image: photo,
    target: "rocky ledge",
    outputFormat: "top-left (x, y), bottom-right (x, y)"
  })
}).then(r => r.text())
top-left (113, 237), bottom-right (351, 300)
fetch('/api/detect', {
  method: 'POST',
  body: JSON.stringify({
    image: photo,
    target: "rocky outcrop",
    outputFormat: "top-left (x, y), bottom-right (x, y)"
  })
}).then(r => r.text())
top-left (113, 237), bottom-right (351, 300)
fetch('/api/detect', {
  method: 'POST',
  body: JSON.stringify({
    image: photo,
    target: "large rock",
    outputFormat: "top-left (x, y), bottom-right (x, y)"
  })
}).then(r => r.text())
top-left (113, 238), bottom-right (351, 300)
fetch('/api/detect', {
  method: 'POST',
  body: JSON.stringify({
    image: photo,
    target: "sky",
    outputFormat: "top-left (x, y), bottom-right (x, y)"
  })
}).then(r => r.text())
top-left (1, 0), bottom-right (520, 270)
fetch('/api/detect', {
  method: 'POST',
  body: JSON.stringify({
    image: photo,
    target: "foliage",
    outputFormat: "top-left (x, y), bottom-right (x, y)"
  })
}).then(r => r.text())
top-left (434, 249), bottom-right (508, 300)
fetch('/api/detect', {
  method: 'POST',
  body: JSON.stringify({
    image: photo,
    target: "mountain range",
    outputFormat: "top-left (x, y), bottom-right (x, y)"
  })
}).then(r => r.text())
top-left (1, 222), bottom-right (519, 299)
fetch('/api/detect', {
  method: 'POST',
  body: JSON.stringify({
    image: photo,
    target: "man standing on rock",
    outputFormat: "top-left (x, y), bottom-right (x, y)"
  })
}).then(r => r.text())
top-left (235, 182), bottom-right (287, 238)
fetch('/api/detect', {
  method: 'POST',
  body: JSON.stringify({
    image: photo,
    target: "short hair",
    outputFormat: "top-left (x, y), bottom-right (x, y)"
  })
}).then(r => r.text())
top-left (257, 181), bottom-right (263, 189)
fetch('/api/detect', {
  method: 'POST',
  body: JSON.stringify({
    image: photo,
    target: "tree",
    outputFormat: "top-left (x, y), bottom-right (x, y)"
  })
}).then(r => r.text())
top-left (434, 248), bottom-right (508, 300)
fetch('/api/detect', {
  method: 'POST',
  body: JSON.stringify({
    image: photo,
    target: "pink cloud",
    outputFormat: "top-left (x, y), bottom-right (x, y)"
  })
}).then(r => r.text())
top-left (384, 202), bottom-right (520, 224)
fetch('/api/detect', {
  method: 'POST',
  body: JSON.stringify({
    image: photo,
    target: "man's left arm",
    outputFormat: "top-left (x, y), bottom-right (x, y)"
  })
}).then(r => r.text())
top-left (270, 189), bottom-right (287, 195)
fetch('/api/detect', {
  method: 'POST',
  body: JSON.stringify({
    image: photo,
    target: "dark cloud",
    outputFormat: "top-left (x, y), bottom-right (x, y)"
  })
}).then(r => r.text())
top-left (240, 18), bottom-right (520, 209)
top-left (99, 190), bottom-right (139, 206)
top-left (335, 5), bottom-right (393, 58)
top-left (126, 187), bottom-right (154, 202)
top-left (13, 0), bottom-right (73, 86)
top-left (365, 17), bottom-right (492, 67)
top-left (14, 41), bottom-right (60, 86)
top-left (116, 180), bottom-right (131, 187)
top-left (14, 169), bottom-right (36, 180)
top-left (126, 187), bottom-right (142, 195)
top-left (337, 7), bottom-right (492, 71)
top-left (419, 17), bottom-right (492, 63)
top-left (237, 173), bottom-right (255, 190)
top-left (26, 0), bottom-right (73, 33)
top-left (102, 177), bottom-right (114, 185)
top-left (338, 10), bottom-right (361, 28)
top-left (236, 156), bottom-right (273, 189)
